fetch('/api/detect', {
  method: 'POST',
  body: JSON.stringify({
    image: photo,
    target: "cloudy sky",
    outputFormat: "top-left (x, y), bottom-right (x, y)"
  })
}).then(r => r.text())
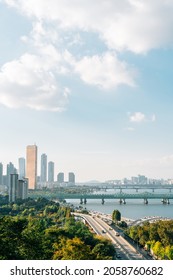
top-left (0, 0), bottom-right (173, 182)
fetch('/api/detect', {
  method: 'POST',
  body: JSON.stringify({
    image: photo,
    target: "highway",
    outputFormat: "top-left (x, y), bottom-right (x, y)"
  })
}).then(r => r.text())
top-left (74, 212), bottom-right (147, 260)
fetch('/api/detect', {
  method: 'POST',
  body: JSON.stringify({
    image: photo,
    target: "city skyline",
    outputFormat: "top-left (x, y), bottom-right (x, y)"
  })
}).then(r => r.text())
top-left (0, 145), bottom-right (77, 185)
top-left (1, 153), bottom-right (173, 184)
top-left (1, 1), bottom-right (173, 182)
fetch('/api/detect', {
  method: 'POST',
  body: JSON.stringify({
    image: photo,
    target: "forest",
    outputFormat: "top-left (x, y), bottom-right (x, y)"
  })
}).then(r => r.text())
top-left (126, 220), bottom-right (173, 260)
top-left (0, 197), bottom-right (115, 260)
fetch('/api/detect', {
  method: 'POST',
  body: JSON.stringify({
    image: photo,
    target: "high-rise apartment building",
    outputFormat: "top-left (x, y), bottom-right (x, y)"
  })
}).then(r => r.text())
top-left (6, 162), bottom-right (15, 187)
top-left (68, 172), bottom-right (75, 185)
top-left (40, 153), bottom-right (47, 183)
top-left (48, 161), bottom-right (54, 183)
top-left (18, 178), bottom-right (28, 200)
top-left (18, 157), bottom-right (25, 179)
top-left (57, 172), bottom-right (64, 183)
top-left (9, 174), bottom-right (28, 203)
top-left (26, 144), bottom-right (37, 189)
top-left (9, 173), bottom-right (18, 203)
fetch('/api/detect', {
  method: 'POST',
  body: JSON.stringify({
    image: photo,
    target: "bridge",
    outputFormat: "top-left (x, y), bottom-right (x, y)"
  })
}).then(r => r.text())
top-left (46, 191), bottom-right (173, 204)
top-left (129, 216), bottom-right (172, 226)
top-left (85, 184), bottom-right (173, 192)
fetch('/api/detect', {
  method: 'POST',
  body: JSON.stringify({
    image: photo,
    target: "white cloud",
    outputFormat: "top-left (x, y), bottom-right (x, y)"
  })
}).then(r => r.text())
top-left (4, 0), bottom-right (173, 53)
top-left (151, 114), bottom-right (156, 122)
top-left (0, 53), bottom-right (69, 111)
top-left (129, 112), bottom-right (156, 123)
top-left (129, 112), bottom-right (146, 123)
top-left (2, 0), bottom-right (173, 110)
top-left (73, 52), bottom-right (136, 90)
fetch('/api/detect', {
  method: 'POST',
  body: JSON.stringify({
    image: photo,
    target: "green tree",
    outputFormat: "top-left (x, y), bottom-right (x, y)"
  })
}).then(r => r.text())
top-left (53, 237), bottom-right (92, 260)
top-left (152, 241), bottom-right (164, 259)
top-left (112, 209), bottom-right (121, 222)
top-left (92, 237), bottom-right (115, 260)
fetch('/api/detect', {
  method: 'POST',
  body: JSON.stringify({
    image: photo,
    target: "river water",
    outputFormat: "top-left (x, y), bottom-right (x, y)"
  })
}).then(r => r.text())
top-left (66, 188), bottom-right (173, 220)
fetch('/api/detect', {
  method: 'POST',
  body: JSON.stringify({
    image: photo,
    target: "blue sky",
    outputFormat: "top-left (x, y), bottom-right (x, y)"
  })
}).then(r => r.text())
top-left (0, 0), bottom-right (173, 182)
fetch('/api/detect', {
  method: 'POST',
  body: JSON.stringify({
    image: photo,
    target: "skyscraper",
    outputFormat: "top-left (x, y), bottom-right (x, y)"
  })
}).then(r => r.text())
top-left (48, 161), bottom-right (54, 183)
top-left (26, 144), bottom-right (37, 189)
top-left (9, 174), bottom-right (28, 203)
top-left (18, 157), bottom-right (25, 179)
top-left (68, 172), bottom-right (75, 185)
top-left (9, 173), bottom-right (18, 203)
top-left (6, 162), bottom-right (15, 187)
top-left (40, 153), bottom-right (47, 183)
top-left (57, 172), bottom-right (64, 183)
top-left (18, 178), bottom-right (28, 200)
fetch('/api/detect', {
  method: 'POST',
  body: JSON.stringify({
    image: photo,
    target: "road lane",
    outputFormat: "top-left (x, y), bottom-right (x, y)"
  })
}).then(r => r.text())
top-left (74, 212), bottom-right (146, 260)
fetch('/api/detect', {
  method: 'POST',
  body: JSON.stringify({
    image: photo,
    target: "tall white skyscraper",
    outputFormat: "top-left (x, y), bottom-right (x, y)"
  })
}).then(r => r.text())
top-left (18, 157), bottom-right (25, 179)
top-left (48, 161), bottom-right (54, 183)
top-left (40, 153), bottom-right (47, 183)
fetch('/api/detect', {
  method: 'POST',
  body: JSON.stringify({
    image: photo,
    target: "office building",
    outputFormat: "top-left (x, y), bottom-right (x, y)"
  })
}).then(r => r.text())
top-left (48, 161), bottom-right (54, 183)
top-left (40, 153), bottom-right (47, 183)
top-left (57, 172), bottom-right (64, 183)
top-left (26, 144), bottom-right (37, 189)
top-left (9, 173), bottom-right (18, 203)
top-left (68, 172), bottom-right (75, 185)
top-left (18, 157), bottom-right (25, 179)
top-left (0, 163), bottom-right (3, 185)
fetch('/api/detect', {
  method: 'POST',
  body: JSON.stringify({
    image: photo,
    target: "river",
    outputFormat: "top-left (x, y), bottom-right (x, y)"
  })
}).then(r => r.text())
top-left (66, 188), bottom-right (173, 220)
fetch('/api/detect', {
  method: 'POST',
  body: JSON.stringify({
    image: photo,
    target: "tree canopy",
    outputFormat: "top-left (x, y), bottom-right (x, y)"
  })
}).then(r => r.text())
top-left (0, 197), bottom-right (115, 260)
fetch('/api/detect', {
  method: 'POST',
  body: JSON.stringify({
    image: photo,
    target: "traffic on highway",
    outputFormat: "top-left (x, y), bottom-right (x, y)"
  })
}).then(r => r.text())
top-left (74, 211), bottom-right (153, 260)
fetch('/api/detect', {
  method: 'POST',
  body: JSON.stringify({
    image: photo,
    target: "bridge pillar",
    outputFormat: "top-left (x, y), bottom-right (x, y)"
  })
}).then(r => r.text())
top-left (144, 198), bottom-right (148, 204)
top-left (80, 198), bottom-right (83, 204)
top-left (123, 199), bottom-right (126, 204)
top-left (101, 198), bottom-right (105, 204)
top-left (162, 199), bottom-right (166, 204)
top-left (136, 188), bottom-right (138, 192)
top-left (84, 198), bottom-right (87, 204)
top-left (152, 188), bottom-right (154, 192)
top-left (119, 199), bottom-right (122, 204)
top-left (162, 198), bottom-right (170, 204)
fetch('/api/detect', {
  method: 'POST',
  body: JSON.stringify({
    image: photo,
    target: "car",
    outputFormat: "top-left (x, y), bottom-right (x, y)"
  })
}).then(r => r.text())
top-left (102, 230), bottom-right (106, 234)
top-left (115, 232), bottom-right (120, 236)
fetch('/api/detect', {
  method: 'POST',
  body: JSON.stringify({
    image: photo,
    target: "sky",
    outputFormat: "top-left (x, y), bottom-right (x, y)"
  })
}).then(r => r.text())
top-left (0, 0), bottom-right (173, 182)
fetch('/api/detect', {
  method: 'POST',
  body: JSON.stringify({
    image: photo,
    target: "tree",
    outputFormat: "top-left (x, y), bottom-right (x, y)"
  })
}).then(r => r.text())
top-left (53, 237), bottom-right (92, 260)
top-left (152, 241), bottom-right (164, 259)
top-left (112, 210), bottom-right (121, 222)
top-left (92, 237), bottom-right (115, 260)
